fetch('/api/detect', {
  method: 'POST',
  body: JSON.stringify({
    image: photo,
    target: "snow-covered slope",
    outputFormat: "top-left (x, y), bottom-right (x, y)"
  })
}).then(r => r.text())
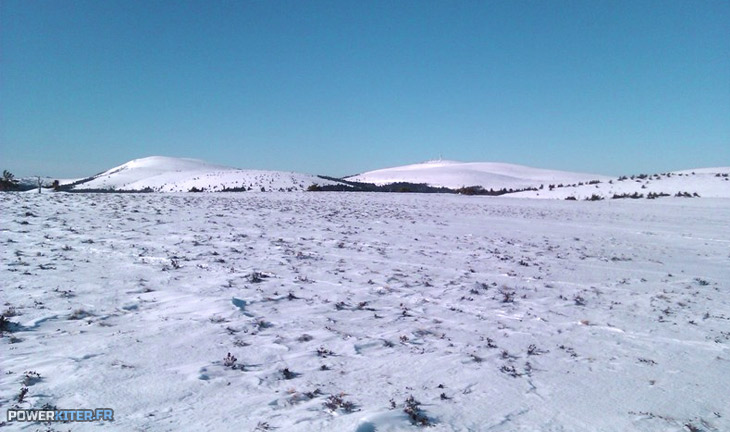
top-left (346, 160), bottom-right (609, 190)
top-left (71, 156), bottom-right (338, 192)
top-left (512, 167), bottom-right (730, 199)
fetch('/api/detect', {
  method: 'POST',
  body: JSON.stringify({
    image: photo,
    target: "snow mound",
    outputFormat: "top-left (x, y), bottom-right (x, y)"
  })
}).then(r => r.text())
top-left (346, 160), bottom-right (609, 190)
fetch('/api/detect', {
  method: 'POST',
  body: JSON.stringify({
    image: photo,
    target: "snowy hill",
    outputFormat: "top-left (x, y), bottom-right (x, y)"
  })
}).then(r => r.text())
top-left (511, 167), bottom-right (730, 199)
top-left (346, 160), bottom-right (610, 190)
top-left (69, 156), bottom-right (339, 192)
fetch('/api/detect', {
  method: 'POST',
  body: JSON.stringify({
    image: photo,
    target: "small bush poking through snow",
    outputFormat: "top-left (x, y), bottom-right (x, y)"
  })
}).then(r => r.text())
top-left (323, 394), bottom-right (357, 413)
top-left (527, 344), bottom-right (548, 356)
top-left (17, 386), bottom-right (29, 403)
top-left (0, 315), bottom-right (15, 332)
top-left (254, 319), bottom-right (273, 330)
top-left (685, 423), bottom-right (702, 432)
top-left (223, 352), bottom-right (241, 369)
top-left (22, 371), bottom-right (41, 386)
top-left (404, 395), bottom-right (432, 426)
top-left (501, 290), bottom-right (515, 303)
top-left (254, 421), bottom-right (272, 431)
top-left (247, 272), bottom-right (268, 283)
top-left (281, 368), bottom-right (297, 380)
top-left (316, 346), bottom-right (335, 357)
top-left (500, 364), bottom-right (521, 378)
top-left (68, 308), bottom-right (92, 320)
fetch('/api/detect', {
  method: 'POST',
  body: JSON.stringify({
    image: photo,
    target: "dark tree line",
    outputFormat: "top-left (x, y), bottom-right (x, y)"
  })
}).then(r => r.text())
top-left (309, 176), bottom-right (538, 195)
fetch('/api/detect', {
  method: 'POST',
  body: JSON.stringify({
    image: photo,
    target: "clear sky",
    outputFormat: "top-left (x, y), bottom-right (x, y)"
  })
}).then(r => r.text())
top-left (1, 0), bottom-right (728, 178)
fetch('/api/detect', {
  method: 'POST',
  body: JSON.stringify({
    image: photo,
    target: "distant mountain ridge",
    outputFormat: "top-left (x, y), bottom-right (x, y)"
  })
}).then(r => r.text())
top-left (10, 156), bottom-right (728, 198)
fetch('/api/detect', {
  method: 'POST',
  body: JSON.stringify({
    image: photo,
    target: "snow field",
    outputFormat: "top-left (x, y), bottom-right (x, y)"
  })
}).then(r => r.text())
top-left (1, 192), bottom-right (729, 431)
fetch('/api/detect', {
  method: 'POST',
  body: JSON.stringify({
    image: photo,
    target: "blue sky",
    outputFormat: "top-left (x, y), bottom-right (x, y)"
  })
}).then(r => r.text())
top-left (1, 0), bottom-right (728, 178)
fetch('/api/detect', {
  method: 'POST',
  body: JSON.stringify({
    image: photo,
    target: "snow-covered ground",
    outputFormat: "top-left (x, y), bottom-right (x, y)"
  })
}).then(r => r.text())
top-left (2, 192), bottom-right (729, 431)
top-left (69, 156), bottom-right (338, 192)
top-left (346, 160), bottom-right (610, 190)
